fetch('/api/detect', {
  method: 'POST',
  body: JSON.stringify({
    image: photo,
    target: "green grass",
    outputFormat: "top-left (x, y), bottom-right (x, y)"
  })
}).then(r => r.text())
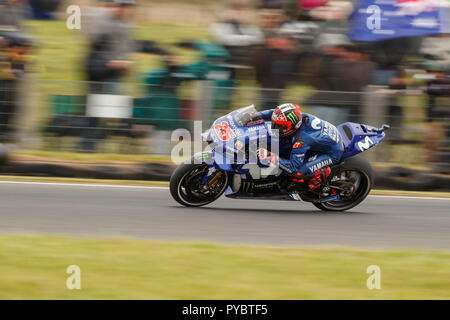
top-left (0, 235), bottom-right (449, 299)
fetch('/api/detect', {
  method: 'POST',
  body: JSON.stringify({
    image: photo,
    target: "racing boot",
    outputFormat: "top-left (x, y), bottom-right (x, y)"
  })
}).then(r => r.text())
top-left (308, 166), bottom-right (331, 190)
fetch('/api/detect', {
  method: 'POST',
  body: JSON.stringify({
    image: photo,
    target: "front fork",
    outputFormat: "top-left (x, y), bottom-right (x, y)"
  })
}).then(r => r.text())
top-left (200, 163), bottom-right (224, 187)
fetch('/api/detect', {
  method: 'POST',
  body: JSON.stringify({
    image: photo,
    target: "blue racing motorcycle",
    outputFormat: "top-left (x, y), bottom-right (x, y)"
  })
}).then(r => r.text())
top-left (170, 105), bottom-right (389, 211)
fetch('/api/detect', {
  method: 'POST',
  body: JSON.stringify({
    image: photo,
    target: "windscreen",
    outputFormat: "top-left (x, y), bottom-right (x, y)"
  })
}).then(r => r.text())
top-left (233, 105), bottom-right (263, 127)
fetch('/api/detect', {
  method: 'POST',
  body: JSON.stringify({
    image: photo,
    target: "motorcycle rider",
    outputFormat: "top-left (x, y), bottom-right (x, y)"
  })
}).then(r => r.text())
top-left (255, 103), bottom-right (344, 189)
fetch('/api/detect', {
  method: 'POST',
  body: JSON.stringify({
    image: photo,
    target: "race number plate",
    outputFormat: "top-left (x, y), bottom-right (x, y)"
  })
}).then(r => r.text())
top-left (214, 121), bottom-right (236, 141)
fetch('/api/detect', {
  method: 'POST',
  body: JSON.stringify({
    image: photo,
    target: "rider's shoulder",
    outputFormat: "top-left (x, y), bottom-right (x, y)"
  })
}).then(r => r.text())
top-left (292, 125), bottom-right (312, 143)
top-left (301, 113), bottom-right (322, 130)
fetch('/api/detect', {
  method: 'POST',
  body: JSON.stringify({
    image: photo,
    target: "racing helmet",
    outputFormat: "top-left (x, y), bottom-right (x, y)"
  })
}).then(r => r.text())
top-left (271, 103), bottom-right (302, 138)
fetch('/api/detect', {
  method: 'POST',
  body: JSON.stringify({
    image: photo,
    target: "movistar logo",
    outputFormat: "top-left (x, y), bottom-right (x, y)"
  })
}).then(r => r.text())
top-left (357, 136), bottom-right (373, 151)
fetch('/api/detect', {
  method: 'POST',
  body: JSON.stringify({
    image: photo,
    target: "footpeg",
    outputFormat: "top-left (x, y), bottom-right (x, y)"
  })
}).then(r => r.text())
top-left (288, 192), bottom-right (302, 201)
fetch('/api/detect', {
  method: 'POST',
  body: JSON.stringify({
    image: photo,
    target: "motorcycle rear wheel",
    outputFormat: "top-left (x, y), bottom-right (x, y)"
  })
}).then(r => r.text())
top-left (313, 156), bottom-right (374, 212)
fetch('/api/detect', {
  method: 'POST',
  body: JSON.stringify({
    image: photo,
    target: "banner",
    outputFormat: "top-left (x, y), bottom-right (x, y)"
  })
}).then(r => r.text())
top-left (348, 0), bottom-right (450, 41)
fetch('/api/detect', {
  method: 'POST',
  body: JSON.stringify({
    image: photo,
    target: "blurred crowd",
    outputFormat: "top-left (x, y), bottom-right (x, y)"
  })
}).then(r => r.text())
top-left (0, 0), bottom-right (449, 168)
top-left (0, 0), bottom-right (32, 142)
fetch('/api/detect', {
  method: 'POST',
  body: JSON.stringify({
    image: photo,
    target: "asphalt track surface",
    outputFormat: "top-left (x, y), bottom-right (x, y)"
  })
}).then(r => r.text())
top-left (0, 181), bottom-right (449, 249)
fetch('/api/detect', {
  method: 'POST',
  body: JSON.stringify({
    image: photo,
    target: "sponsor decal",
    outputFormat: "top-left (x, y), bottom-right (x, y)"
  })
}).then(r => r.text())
top-left (308, 159), bottom-right (333, 173)
top-left (314, 195), bottom-right (340, 203)
top-left (241, 181), bottom-right (254, 193)
top-left (214, 121), bottom-right (236, 141)
top-left (311, 118), bottom-right (321, 130)
top-left (279, 161), bottom-right (293, 174)
top-left (247, 125), bottom-right (267, 132)
top-left (207, 167), bottom-right (217, 176)
top-left (254, 182), bottom-right (278, 191)
top-left (357, 136), bottom-right (374, 151)
top-left (193, 151), bottom-right (212, 163)
top-left (234, 140), bottom-right (243, 150)
top-left (293, 152), bottom-right (305, 164)
top-left (287, 112), bottom-right (298, 123)
top-left (279, 103), bottom-right (295, 112)
top-left (246, 119), bottom-right (264, 126)
top-left (321, 120), bottom-right (340, 143)
top-left (228, 117), bottom-right (240, 134)
top-left (241, 181), bottom-right (278, 193)
top-left (293, 141), bottom-right (304, 149)
top-left (394, 0), bottom-right (437, 17)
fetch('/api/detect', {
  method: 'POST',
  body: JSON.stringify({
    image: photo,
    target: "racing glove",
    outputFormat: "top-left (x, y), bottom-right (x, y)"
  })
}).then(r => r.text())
top-left (256, 148), bottom-right (279, 167)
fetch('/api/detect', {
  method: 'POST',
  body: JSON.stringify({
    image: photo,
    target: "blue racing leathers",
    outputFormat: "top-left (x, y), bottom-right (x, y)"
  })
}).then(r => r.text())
top-left (259, 109), bottom-right (344, 177)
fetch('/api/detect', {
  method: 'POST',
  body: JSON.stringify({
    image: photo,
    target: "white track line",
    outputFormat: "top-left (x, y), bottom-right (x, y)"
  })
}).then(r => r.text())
top-left (0, 180), bottom-right (448, 200)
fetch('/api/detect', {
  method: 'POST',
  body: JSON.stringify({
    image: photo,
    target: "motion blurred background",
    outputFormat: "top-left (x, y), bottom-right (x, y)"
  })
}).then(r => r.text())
top-left (0, 0), bottom-right (449, 187)
top-left (0, 0), bottom-right (450, 301)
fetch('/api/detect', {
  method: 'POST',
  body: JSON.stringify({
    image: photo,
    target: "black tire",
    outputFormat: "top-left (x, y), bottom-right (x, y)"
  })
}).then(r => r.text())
top-left (313, 156), bottom-right (374, 212)
top-left (170, 161), bottom-right (229, 207)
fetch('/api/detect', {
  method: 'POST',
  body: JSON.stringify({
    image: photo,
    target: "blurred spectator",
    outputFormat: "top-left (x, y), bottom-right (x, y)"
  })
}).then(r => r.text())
top-left (210, 2), bottom-right (263, 65)
top-left (0, 0), bottom-right (33, 143)
top-left (366, 38), bottom-right (422, 85)
top-left (139, 41), bottom-right (234, 154)
top-left (83, 0), bottom-right (135, 94)
top-left (420, 35), bottom-right (450, 74)
top-left (0, 0), bottom-right (31, 32)
top-left (297, 0), bottom-right (328, 11)
top-left (140, 55), bottom-right (190, 155)
top-left (75, 0), bottom-right (169, 152)
top-left (83, 0), bottom-right (168, 93)
top-left (258, 8), bottom-right (285, 37)
top-left (79, 0), bottom-right (136, 151)
top-left (361, 37), bottom-right (423, 139)
top-left (0, 32), bottom-right (33, 142)
top-left (253, 33), bottom-right (298, 110)
top-left (184, 41), bottom-right (235, 125)
top-left (304, 34), bottom-right (374, 124)
top-left (28, 0), bottom-right (62, 19)
top-left (86, 34), bottom-right (129, 95)
top-left (305, 0), bottom-right (351, 21)
top-left (420, 35), bottom-right (450, 169)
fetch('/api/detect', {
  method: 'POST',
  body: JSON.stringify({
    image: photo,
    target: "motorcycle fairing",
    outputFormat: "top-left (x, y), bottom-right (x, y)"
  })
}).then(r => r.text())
top-left (338, 122), bottom-right (387, 159)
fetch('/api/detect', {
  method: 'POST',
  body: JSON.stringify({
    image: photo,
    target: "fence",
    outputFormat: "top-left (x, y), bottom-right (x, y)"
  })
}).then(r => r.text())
top-left (0, 78), bottom-right (449, 171)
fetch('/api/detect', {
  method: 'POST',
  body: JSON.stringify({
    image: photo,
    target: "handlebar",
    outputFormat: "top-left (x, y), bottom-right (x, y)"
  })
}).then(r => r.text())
top-left (371, 124), bottom-right (390, 133)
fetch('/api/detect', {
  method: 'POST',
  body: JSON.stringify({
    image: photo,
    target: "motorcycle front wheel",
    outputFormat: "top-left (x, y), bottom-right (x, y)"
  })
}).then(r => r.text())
top-left (170, 162), bottom-right (229, 207)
